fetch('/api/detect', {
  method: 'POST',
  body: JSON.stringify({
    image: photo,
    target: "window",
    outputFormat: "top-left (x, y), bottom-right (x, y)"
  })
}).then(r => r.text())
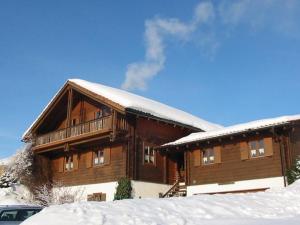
top-left (0, 209), bottom-right (40, 221)
top-left (95, 110), bottom-right (103, 119)
top-left (71, 118), bottom-right (77, 126)
top-left (202, 148), bottom-right (214, 165)
top-left (65, 155), bottom-right (74, 171)
top-left (94, 149), bottom-right (104, 165)
top-left (144, 145), bottom-right (155, 164)
top-left (249, 139), bottom-right (265, 158)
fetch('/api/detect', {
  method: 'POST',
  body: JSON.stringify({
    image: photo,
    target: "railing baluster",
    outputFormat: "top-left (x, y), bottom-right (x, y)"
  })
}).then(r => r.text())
top-left (35, 115), bottom-right (113, 146)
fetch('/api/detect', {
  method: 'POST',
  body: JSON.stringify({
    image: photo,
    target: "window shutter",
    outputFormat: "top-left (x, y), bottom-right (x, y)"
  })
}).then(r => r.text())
top-left (58, 157), bottom-right (64, 173)
top-left (101, 193), bottom-right (106, 201)
top-left (193, 149), bottom-right (201, 166)
top-left (240, 141), bottom-right (249, 160)
top-left (73, 154), bottom-right (79, 170)
top-left (104, 147), bottom-right (111, 164)
top-left (214, 146), bottom-right (222, 163)
top-left (264, 137), bottom-right (274, 156)
top-left (86, 151), bottom-right (93, 168)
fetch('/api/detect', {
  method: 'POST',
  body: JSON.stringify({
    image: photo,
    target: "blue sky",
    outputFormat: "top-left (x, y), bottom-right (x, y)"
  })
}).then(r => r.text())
top-left (0, 0), bottom-right (300, 158)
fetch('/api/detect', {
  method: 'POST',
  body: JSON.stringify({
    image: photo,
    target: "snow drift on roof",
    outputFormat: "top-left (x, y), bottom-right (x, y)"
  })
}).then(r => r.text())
top-left (23, 79), bottom-right (222, 139)
top-left (164, 114), bottom-right (300, 146)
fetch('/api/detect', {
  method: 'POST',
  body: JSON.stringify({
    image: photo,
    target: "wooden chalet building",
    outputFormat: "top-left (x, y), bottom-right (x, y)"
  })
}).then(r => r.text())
top-left (160, 115), bottom-right (300, 196)
top-left (23, 79), bottom-right (300, 200)
top-left (22, 79), bottom-right (221, 201)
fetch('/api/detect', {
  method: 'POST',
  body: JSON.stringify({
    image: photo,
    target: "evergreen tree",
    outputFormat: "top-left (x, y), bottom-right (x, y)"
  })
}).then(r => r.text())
top-left (114, 177), bottom-right (132, 200)
top-left (286, 157), bottom-right (300, 185)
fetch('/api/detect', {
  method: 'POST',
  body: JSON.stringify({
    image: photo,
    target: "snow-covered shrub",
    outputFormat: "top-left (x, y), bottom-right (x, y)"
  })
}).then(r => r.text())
top-left (114, 177), bottom-right (132, 200)
top-left (0, 171), bottom-right (16, 188)
top-left (286, 157), bottom-right (300, 185)
top-left (7, 144), bottom-right (33, 186)
top-left (34, 181), bottom-right (84, 206)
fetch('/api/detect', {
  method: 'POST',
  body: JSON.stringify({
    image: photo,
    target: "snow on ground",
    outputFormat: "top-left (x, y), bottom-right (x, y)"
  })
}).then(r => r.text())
top-left (0, 185), bottom-right (30, 205)
top-left (22, 181), bottom-right (300, 225)
top-left (164, 114), bottom-right (300, 146)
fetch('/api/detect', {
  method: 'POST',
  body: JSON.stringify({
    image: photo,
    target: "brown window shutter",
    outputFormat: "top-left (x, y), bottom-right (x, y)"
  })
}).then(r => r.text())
top-left (104, 147), bottom-right (111, 164)
top-left (101, 193), bottom-right (106, 201)
top-left (193, 149), bottom-right (201, 166)
top-left (240, 141), bottom-right (249, 160)
top-left (73, 154), bottom-right (79, 170)
top-left (264, 137), bottom-right (274, 156)
top-left (58, 157), bottom-right (64, 173)
top-left (214, 146), bottom-right (222, 163)
top-left (86, 151), bottom-right (93, 168)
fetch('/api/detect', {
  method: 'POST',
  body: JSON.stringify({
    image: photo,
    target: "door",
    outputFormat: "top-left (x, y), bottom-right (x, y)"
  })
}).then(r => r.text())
top-left (167, 152), bottom-right (185, 184)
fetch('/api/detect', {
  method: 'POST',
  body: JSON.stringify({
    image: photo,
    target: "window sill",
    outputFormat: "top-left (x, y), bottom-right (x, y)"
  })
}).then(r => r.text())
top-left (93, 163), bottom-right (109, 168)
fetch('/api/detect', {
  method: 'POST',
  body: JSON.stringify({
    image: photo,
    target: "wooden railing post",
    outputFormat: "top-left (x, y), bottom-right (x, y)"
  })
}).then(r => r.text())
top-left (66, 88), bottom-right (73, 138)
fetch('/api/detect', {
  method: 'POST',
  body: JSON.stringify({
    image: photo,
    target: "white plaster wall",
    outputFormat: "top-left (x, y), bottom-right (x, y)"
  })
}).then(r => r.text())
top-left (187, 176), bottom-right (285, 196)
top-left (54, 181), bottom-right (118, 202)
top-left (131, 181), bottom-right (171, 199)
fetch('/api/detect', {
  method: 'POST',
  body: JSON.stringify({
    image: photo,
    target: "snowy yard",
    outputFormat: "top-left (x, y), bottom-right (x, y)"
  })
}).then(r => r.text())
top-left (18, 181), bottom-right (300, 225)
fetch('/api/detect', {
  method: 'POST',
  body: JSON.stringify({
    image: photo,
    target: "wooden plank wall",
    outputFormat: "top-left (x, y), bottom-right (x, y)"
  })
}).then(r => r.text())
top-left (289, 123), bottom-right (300, 164)
top-left (187, 135), bottom-right (283, 186)
top-left (51, 143), bottom-right (126, 186)
top-left (135, 117), bottom-right (192, 184)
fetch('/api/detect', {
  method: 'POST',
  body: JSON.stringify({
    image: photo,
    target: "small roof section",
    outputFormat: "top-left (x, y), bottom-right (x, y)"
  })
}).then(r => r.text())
top-left (163, 114), bottom-right (300, 147)
top-left (23, 79), bottom-right (222, 139)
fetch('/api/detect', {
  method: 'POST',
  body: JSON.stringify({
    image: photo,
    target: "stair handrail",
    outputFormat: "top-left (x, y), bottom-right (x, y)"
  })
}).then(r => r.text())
top-left (161, 180), bottom-right (180, 198)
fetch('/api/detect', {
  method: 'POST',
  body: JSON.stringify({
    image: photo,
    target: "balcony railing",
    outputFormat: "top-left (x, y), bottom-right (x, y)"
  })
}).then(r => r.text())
top-left (35, 115), bottom-right (113, 146)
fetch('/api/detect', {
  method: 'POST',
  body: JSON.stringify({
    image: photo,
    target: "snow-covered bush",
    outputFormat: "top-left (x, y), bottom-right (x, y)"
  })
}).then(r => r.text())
top-left (114, 177), bottom-right (132, 200)
top-left (286, 156), bottom-right (300, 185)
top-left (7, 144), bottom-right (33, 186)
top-left (34, 181), bottom-right (84, 206)
top-left (0, 171), bottom-right (16, 188)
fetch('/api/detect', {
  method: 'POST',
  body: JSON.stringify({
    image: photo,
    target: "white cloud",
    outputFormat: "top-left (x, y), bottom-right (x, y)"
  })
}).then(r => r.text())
top-left (121, 0), bottom-right (300, 91)
top-left (218, 0), bottom-right (300, 36)
top-left (121, 2), bottom-right (215, 91)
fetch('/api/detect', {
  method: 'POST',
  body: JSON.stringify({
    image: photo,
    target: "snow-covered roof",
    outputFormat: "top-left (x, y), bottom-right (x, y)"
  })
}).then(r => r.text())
top-left (23, 79), bottom-right (222, 139)
top-left (163, 114), bottom-right (300, 147)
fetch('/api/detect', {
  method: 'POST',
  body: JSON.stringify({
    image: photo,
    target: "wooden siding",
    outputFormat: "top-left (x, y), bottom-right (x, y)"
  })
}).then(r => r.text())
top-left (290, 123), bottom-right (300, 164)
top-left (51, 143), bottom-right (126, 186)
top-left (187, 135), bottom-right (283, 186)
top-left (135, 117), bottom-right (192, 184)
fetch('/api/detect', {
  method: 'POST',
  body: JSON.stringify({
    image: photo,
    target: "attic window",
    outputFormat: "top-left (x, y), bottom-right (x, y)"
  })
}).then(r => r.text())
top-left (95, 110), bottom-right (103, 119)
top-left (71, 119), bottom-right (77, 126)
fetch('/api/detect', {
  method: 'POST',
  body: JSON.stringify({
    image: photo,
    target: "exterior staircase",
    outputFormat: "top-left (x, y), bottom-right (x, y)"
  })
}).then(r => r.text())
top-left (161, 181), bottom-right (187, 198)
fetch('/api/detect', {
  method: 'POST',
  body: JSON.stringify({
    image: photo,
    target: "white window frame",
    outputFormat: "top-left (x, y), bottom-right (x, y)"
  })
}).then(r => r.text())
top-left (202, 148), bottom-right (215, 165)
top-left (94, 149), bottom-right (104, 166)
top-left (249, 139), bottom-right (265, 158)
top-left (143, 144), bottom-right (155, 164)
top-left (65, 155), bottom-right (74, 171)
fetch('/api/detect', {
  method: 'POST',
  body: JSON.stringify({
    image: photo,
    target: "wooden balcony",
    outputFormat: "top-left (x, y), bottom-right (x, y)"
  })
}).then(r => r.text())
top-left (34, 114), bottom-right (129, 150)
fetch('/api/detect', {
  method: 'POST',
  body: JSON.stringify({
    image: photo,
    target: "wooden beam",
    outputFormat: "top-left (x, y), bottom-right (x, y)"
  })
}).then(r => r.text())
top-left (66, 88), bottom-right (73, 129)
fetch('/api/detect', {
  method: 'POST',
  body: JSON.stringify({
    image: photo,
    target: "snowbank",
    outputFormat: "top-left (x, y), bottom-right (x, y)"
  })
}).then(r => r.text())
top-left (22, 181), bottom-right (300, 225)
top-left (0, 185), bottom-right (30, 205)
